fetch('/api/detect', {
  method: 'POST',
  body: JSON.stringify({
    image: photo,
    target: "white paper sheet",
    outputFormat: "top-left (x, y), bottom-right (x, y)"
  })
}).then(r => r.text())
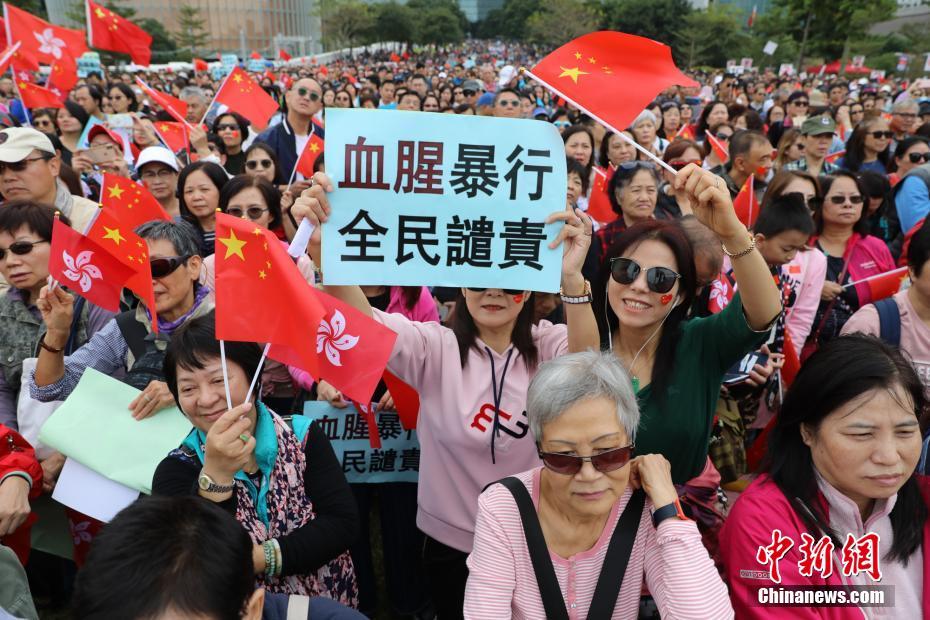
top-left (52, 458), bottom-right (139, 523)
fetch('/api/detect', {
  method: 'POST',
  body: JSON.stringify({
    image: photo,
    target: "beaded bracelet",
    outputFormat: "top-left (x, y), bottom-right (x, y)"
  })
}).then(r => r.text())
top-left (263, 540), bottom-right (276, 577)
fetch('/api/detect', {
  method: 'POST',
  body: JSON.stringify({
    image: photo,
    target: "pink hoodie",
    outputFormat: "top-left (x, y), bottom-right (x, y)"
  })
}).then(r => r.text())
top-left (374, 309), bottom-right (569, 553)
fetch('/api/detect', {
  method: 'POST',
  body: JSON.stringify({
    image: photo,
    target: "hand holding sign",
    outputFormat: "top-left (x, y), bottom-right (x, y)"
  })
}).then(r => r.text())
top-left (292, 171), bottom-right (334, 265)
top-left (545, 206), bottom-right (593, 285)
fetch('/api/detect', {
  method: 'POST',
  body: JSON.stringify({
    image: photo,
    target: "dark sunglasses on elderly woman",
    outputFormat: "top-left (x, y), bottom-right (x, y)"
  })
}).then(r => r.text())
top-left (246, 159), bottom-right (273, 170)
top-left (538, 445), bottom-right (635, 475)
top-left (0, 240), bottom-right (47, 261)
top-left (609, 257), bottom-right (680, 294)
top-left (150, 255), bottom-right (191, 278)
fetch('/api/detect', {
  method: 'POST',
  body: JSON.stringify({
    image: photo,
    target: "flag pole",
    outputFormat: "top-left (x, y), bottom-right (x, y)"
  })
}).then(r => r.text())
top-left (201, 66), bottom-right (236, 127)
top-left (219, 339), bottom-right (233, 409)
top-left (842, 267), bottom-right (908, 289)
top-left (520, 67), bottom-right (678, 176)
top-left (244, 343), bottom-right (270, 405)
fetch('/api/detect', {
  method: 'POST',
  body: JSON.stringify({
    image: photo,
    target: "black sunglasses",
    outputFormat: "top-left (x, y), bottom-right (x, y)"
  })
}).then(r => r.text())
top-left (827, 194), bottom-right (864, 205)
top-left (909, 152), bottom-right (930, 164)
top-left (870, 131), bottom-right (894, 139)
top-left (0, 239), bottom-right (47, 261)
top-left (215, 123), bottom-right (239, 132)
top-left (246, 159), bottom-right (273, 170)
top-left (538, 445), bottom-right (635, 475)
top-left (714, 132), bottom-right (732, 140)
top-left (462, 89), bottom-right (476, 96)
top-left (610, 257), bottom-right (680, 294)
top-left (150, 255), bottom-right (191, 278)
top-left (295, 87), bottom-right (321, 102)
top-left (226, 206), bottom-right (269, 220)
top-left (0, 155), bottom-right (52, 174)
top-left (497, 100), bottom-right (520, 107)
top-left (792, 100), bottom-right (810, 107)
top-left (617, 161), bottom-right (656, 172)
top-left (466, 287), bottom-right (524, 296)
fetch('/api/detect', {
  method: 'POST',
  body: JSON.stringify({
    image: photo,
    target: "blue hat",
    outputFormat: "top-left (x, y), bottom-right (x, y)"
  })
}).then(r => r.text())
top-left (532, 106), bottom-right (548, 118)
top-left (477, 92), bottom-right (495, 108)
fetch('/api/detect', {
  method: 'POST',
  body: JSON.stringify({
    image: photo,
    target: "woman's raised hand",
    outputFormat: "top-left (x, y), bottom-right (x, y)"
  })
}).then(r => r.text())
top-left (628, 454), bottom-right (679, 510)
top-left (673, 164), bottom-right (745, 242)
top-left (35, 285), bottom-right (75, 347)
top-left (202, 403), bottom-right (256, 482)
top-left (546, 206), bottom-right (593, 284)
top-left (291, 172), bottom-right (334, 265)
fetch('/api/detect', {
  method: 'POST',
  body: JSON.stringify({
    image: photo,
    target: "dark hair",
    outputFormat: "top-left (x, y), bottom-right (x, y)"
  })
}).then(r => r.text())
top-left (728, 129), bottom-right (768, 161)
top-left (107, 82), bottom-right (138, 112)
top-left (562, 125), bottom-right (595, 176)
top-left (891, 136), bottom-right (930, 173)
top-left (702, 122), bottom-right (733, 160)
top-left (493, 88), bottom-right (520, 105)
top-left (244, 142), bottom-right (281, 178)
top-left (163, 310), bottom-right (262, 406)
top-left (395, 286), bottom-right (424, 312)
top-left (219, 174), bottom-right (283, 230)
top-left (206, 133), bottom-right (227, 157)
top-left (592, 220), bottom-right (697, 398)
top-left (763, 170), bottom-right (821, 210)
top-left (598, 130), bottom-right (636, 167)
top-left (607, 162), bottom-right (659, 217)
top-left (334, 88), bottom-right (355, 108)
top-left (765, 104), bottom-right (785, 126)
top-left (78, 83), bottom-right (103, 106)
top-left (0, 200), bottom-right (69, 240)
top-left (211, 112), bottom-right (250, 143)
top-left (450, 291), bottom-right (537, 369)
top-left (177, 161), bottom-right (230, 231)
top-left (765, 334), bottom-right (929, 564)
top-left (843, 118), bottom-right (891, 173)
top-left (398, 91), bottom-right (422, 110)
top-left (72, 496), bottom-right (255, 620)
top-left (815, 171), bottom-right (871, 235)
top-left (359, 92), bottom-right (379, 108)
top-left (663, 139), bottom-right (702, 163)
top-left (696, 100), bottom-right (728, 140)
top-left (61, 99), bottom-right (90, 130)
top-left (858, 170), bottom-right (893, 219)
top-left (566, 157), bottom-right (589, 195)
top-left (908, 219), bottom-right (930, 277)
top-left (752, 193), bottom-right (815, 238)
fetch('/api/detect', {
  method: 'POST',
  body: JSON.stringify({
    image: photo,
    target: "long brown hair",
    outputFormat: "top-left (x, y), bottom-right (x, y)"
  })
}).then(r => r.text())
top-left (397, 286), bottom-right (423, 311)
top-left (450, 289), bottom-right (538, 369)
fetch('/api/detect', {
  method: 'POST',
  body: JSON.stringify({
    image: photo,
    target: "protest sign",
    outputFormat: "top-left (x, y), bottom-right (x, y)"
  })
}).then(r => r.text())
top-left (39, 368), bottom-right (192, 494)
top-left (763, 41), bottom-right (778, 56)
top-left (322, 108), bottom-right (566, 291)
top-left (741, 57), bottom-right (753, 69)
top-left (304, 401), bottom-right (419, 484)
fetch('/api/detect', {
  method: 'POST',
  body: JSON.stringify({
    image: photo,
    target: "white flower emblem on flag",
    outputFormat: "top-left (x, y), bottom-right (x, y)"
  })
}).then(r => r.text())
top-left (61, 249), bottom-right (102, 293)
top-left (317, 309), bottom-right (359, 366)
top-left (34, 28), bottom-right (65, 60)
top-left (709, 278), bottom-right (730, 310)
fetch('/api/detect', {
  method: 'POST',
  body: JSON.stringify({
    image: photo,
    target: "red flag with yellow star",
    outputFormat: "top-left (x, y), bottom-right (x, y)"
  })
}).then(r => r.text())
top-left (213, 67), bottom-right (279, 130)
top-left (152, 121), bottom-right (190, 156)
top-left (706, 132), bottom-right (729, 163)
top-left (136, 77), bottom-right (189, 125)
top-left (86, 207), bottom-right (158, 331)
top-left (528, 31), bottom-right (697, 134)
top-left (17, 81), bottom-right (64, 109)
top-left (3, 4), bottom-right (87, 71)
top-left (87, 0), bottom-right (152, 66)
top-left (295, 132), bottom-right (324, 178)
top-left (100, 173), bottom-right (171, 230)
top-left (733, 175), bottom-right (759, 228)
top-left (214, 212), bottom-right (325, 377)
top-left (586, 167), bottom-right (617, 225)
top-left (46, 52), bottom-right (78, 102)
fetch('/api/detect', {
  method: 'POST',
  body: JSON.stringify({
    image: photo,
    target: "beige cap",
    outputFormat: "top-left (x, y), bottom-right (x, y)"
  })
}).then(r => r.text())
top-left (0, 127), bottom-right (55, 163)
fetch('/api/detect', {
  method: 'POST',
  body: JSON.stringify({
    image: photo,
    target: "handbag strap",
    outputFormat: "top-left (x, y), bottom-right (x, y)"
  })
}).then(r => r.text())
top-left (495, 477), bottom-right (646, 620)
top-left (809, 236), bottom-right (857, 345)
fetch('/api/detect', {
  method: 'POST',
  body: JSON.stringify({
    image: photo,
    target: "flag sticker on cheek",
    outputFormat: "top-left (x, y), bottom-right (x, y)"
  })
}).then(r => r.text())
top-left (513, 294), bottom-right (524, 304)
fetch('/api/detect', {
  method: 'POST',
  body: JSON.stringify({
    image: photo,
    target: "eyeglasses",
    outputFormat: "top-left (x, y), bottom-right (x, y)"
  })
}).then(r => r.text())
top-left (0, 239), bottom-right (47, 261)
top-left (791, 100), bottom-right (810, 107)
top-left (0, 155), bottom-right (51, 174)
top-left (462, 89), bottom-right (476, 97)
top-left (150, 255), bottom-right (191, 278)
top-left (34, 119), bottom-right (54, 128)
top-left (215, 123), bottom-right (239, 132)
top-left (714, 132), bottom-right (732, 141)
top-left (870, 131), bottom-right (894, 139)
top-left (294, 87), bottom-right (321, 102)
top-left (466, 287), bottom-right (525, 296)
top-left (609, 257), bottom-right (680, 293)
top-left (553, 120), bottom-right (571, 128)
top-left (140, 168), bottom-right (176, 180)
top-left (908, 152), bottom-right (930, 164)
top-left (667, 159), bottom-right (702, 171)
top-left (617, 161), bottom-right (656, 172)
top-left (538, 445), bottom-right (635, 475)
top-left (895, 112), bottom-right (918, 119)
top-left (246, 159), bottom-right (273, 170)
top-left (497, 100), bottom-right (520, 107)
top-left (226, 206), bottom-right (269, 220)
top-left (827, 194), bottom-right (864, 205)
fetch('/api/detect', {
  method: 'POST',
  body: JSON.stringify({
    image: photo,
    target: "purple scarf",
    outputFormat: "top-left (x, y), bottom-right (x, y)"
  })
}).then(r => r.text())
top-left (147, 285), bottom-right (210, 335)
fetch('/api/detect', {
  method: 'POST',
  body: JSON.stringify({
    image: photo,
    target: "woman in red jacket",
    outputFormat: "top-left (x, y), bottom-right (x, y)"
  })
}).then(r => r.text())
top-left (720, 334), bottom-right (930, 618)
top-left (0, 424), bottom-right (42, 564)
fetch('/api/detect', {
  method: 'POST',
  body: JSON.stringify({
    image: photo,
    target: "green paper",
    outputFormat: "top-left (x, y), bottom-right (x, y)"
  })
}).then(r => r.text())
top-left (38, 368), bottom-right (193, 494)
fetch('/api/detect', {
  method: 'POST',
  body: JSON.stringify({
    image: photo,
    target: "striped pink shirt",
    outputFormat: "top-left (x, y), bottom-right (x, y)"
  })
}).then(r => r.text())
top-left (464, 467), bottom-right (733, 619)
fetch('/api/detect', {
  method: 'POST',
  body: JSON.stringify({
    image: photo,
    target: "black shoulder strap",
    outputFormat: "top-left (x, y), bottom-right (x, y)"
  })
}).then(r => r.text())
top-left (874, 297), bottom-right (901, 347)
top-left (496, 477), bottom-right (570, 620)
top-left (116, 310), bottom-right (148, 361)
top-left (63, 296), bottom-right (86, 355)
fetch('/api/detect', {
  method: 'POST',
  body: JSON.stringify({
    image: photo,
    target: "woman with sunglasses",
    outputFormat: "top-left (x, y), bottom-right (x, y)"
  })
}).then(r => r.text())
top-left (836, 117), bottom-right (892, 175)
top-left (721, 335), bottom-right (930, 619)
top-left (464, 351), bottom-right (731, 619)
top-left (178, 161), bottom-right (230, 258)
top-left (107, 83), bottom-right (138, 114)
top-left (702, 122), bottom-right (733, 173)
top-left (211, 113), bottom-right (250, 176)
top-left (889, 136), bottom-right (930, 186)
top-left (244, 143), bottom-right (282, 186)
top-left (291, 169), bottom-right (599, 618)
top-left (805, 172), bottom-right (895, 353)
top-left (592, 165), bottom-right (781, 545)
top-left (655, 139), bottom-right (702, 220)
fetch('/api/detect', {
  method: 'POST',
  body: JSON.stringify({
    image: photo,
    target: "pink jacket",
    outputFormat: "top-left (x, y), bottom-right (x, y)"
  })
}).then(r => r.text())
top-left (720, 474), bottom-right (930, 619)
top-left (812, 234), bottom-right (895, 306)
top-left (375, 310), bottom-right (568, 552)
top-left (288, 287), bottom-right (439, 391)
top-left (780, 249), bottom-right (827, 348)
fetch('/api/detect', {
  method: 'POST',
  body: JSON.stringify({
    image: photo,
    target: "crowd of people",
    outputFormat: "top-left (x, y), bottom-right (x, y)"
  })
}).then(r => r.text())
top-left (1, 38), bottom-right (930, 619)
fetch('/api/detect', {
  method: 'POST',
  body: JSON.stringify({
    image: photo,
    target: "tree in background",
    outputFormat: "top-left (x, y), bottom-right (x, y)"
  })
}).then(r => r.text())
top-left (525, 0), bottom-right (598, 48)
top-left (674, 4), bottom-right (752, 68)
top-left (176, 3), bottom-right (209, 56)
top-left (5, 0), bottom-right (45, 19)
top-left (372, 2), bottom-right (416, 49)
top-left (318, 0), bottom-right (375, 51)
top-left (408, 0), bottom-right (466, 46)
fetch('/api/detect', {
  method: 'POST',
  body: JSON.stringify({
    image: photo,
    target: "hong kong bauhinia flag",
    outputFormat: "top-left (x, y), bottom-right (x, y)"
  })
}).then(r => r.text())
top-left (3, 3), bottom-right (87, 70)
top-left (49, 218), bottom-right (135, 312)
top-left (528, 31), bottom-right (698, 133)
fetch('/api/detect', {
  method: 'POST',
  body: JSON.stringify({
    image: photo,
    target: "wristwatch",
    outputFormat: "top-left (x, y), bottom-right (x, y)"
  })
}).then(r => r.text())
top-left (652, 497), bottom-right (689, 527)
top-left (198, 470), bottom-right (234, 493)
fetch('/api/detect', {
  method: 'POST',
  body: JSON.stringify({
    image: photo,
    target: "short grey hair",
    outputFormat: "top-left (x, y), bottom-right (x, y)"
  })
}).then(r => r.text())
top-left (135, 219), bottom-right (201, 257)
top-left (179, 86), bottom-right (207, 104)
top-left (893, 99), bottom-right (919, 113)
top-left (527, 351), bottom-right (640, 442)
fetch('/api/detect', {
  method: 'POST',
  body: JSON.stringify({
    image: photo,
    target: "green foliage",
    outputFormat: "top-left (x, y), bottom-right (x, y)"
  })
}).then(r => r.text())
top-left (175, 3), bottom-right (209, 54)
top-left (372, 2), bottom-right (416, 45)
top-left (674, 4), bottom-right (752, 68)
top-left (525, 0), bottom-right (598, 48)
top-left (478, 0), bottom-right (542, 39)
top-left (318, 0), bottom-right (375, 50)
top-left (599, 0), bottom-right (694, 47)
top-left (413, 6), bottom-right (465, 46)
top-left (6, 0), bottom-right (45, 19)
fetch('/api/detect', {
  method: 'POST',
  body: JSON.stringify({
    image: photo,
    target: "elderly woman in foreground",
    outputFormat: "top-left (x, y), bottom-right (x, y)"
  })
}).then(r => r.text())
top-left (463, 351), bottom-right (732, 619)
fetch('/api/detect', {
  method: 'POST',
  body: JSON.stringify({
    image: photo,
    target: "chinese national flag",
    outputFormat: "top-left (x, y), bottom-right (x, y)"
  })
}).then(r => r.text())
top-left (294, 132), bottom-right (324, 178)
top-left (136, 78), bottom-right (189, 125)
top-left (278, 49), bottom-right (291, 61)
top-left (675, 123), bottom-right (696, 141)
top-left (706, 132), bottom-right (729, 163)
top-left (17, 81), bottom-right (64, 109)
top-left (152, 121), bottom-right (189, 156)
top-left (0, 41), bottom-right (20, 77)
top-left (86, 208), bottom-right (158, 330)
top-left (587, 167), bottom-right (617, 224)
top-left (214, 67), bottom-right (279, 129)
top-left (529, 31), bottom-right (697, 133)
top-left (214, 212), bottom-right (326, 380)
top-left (49, 218), bottom-right (135, 312)
top-left (87, 0), bottom-right (152, 66)
top-left (47, 52), bottom-right (78, 101)
top-left (193, 58), bottom-right (208, 72)
top-left (733, 175), bottom-right (760, 228)
top-left (99, 173), bottom-right (171, 229)
top-left (863, 267), bottom-right (909, 302)
top-left (3, 4), bottom-right (87, 70)
top-left (389, 52), bottom-right (400, 63)
top-left (249, 50), bottom-right (261, 60)
top-left (826, 150), bottom-right (845, 164)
